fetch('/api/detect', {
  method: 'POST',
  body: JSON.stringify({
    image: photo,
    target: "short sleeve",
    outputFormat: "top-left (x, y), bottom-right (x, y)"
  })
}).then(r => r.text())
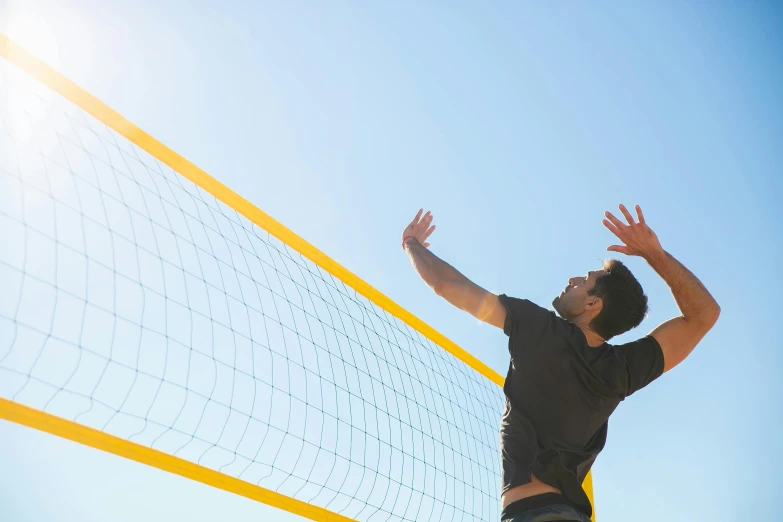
top-left (616, 335), bottom-right (665, 397)
top-left (497, 294), bottom-right (554, 357)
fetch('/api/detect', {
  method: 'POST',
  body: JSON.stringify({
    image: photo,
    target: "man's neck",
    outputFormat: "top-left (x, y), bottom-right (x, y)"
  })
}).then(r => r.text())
top-left (576, 323), bottom-right (606, 348)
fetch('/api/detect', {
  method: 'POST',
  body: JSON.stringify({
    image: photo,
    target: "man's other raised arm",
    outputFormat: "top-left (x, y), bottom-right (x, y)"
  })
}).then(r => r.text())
top-left (643, 250), bottom-right (720, 372)
top-left (603, 204), bottom-right (720, 373)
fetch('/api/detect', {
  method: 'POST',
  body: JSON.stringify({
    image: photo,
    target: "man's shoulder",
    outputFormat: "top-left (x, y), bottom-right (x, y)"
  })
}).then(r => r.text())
top-left (606, 335), bottom-right (662, 354)
top-left (498, 295), bottom-right (557, 318)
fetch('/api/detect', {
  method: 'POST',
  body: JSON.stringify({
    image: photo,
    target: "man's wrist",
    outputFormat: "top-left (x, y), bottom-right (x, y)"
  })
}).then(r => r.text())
top-left (644, 247), bottom-right (668, 267)
top-left (402, 236), bottom-right (419, 250)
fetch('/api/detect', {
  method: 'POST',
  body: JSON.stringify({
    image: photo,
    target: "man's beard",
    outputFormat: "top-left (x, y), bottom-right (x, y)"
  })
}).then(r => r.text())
top-left (552, 294), bottom-right (573, 320)
top-left (552, 295), bottom-right (565, 317)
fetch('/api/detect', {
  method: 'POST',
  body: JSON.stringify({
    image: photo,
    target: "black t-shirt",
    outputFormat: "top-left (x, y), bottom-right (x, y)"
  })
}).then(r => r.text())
top-left (498, 295), bottom-right (664, 518)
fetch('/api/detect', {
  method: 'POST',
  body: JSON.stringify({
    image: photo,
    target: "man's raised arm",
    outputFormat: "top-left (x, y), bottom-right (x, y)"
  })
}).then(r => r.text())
top-left (402, 209), bottom-right (506, 330)
top-left (604, 204), bottom-right (721, 373)
top-left (643, 249), bottom-right (721, 372)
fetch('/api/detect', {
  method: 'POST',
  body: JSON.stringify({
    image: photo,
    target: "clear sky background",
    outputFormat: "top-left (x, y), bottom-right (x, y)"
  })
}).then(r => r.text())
top-left (1, 2), bottom-right (781, 521)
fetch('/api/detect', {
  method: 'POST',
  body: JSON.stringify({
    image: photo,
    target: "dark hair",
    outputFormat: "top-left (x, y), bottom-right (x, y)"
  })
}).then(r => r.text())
top-left (588, 259), bottom-right (649, 340)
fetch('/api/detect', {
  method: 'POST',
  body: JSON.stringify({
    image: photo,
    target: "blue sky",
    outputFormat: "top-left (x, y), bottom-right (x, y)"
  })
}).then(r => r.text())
top-left (1, 2), bottom-right (782, 521)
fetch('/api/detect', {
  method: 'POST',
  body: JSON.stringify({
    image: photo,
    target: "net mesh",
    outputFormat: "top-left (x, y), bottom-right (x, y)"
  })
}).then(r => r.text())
top-left (0, 60), bottom-right (505, 521)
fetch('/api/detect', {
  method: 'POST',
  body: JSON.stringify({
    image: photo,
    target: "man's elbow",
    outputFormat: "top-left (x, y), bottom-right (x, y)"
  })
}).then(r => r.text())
top-left (433, 279), bottom-right (471, 312)
top-left (432, 280), bottom-right (460, 307)
top-left (694, 304), bottom-right (721, 330)
top-left (707, 302), bottom-right (721, 324)
top-left (709, 305), bottom-right (721, 327)
top-left (431, 279), bottom-right (447, 297)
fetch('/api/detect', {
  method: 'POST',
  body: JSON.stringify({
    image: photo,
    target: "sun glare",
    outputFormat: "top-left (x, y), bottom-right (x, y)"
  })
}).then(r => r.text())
top-left (2, 14), bottom-right (60, 146)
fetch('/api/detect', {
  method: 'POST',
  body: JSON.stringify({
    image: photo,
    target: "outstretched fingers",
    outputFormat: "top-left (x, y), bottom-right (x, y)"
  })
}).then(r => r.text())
top-left (619, 204), bottom-right (636, 225)
top-left (607, 244), bottom-right (630, 254)
top-left (635, 205), bottom-right (646, 225)
top-left (604, 211), bottom-right (626, 231)
top-left (406, 209), bottom-right (436, 244)
top-left (410, 209), bottom-right (424, 226)
top-left (602, 218), bottom-right (621, 237)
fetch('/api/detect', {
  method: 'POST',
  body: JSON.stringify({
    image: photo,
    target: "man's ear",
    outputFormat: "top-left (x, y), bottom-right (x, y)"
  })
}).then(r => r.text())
top-left (586, 296), bottom-right (603, 313)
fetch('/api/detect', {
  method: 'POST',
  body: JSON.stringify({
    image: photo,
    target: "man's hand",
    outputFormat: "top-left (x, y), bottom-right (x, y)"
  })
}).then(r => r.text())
top-left (602, 204), bottom-right (663, 259)
top-left (402, 209), bottom-right (436, 249)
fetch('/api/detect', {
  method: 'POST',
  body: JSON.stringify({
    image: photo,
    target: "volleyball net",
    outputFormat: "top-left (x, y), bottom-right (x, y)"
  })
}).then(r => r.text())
top-left (0, 35), bottom-right (592, 522)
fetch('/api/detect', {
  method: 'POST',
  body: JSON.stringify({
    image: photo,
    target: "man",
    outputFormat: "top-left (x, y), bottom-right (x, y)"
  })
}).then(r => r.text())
top-left (401, 204), bottom-right (720, 522)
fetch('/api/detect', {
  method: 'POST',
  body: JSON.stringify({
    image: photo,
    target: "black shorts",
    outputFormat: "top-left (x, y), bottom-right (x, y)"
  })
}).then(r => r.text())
top-left (501, 493), bottom-right (591, 522)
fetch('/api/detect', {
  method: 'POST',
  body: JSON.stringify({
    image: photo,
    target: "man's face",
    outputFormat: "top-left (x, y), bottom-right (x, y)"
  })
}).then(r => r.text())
top-left (552, 270), bottom-right (603, 321)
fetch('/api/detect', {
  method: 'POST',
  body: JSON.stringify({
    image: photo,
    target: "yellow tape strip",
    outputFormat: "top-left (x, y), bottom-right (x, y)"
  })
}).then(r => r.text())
top-left (0, 398), bottom-right (356, 522)
top-left (0, 33), bottom-right (594, 518)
